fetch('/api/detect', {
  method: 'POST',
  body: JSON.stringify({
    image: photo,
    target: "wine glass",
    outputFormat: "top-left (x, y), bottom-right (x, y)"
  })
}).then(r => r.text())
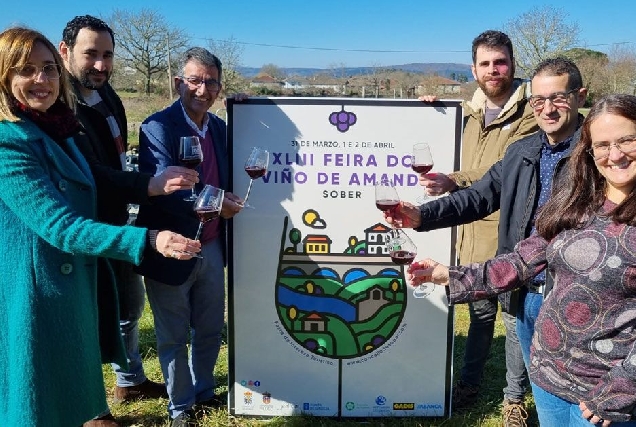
top-left (184, 185), bottom-right (224, 259)
top-left (412, 143), bottom-right (434, 204)
top-left (242, 147), bottom-right (269, 208)
top-left (385, 230), bottom-right (434, 298)
top-left (375, 179), bottom-right (400, 238)
top-left (179, 136), bottom-right (204, 201)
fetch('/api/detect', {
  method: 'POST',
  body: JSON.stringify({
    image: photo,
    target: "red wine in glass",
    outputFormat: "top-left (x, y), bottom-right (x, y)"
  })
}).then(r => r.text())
top-left (245, 166), bottom-right (267, 179)
top-left (180, 158), bottom-right (202, 169)
top-left (376, 199), bottom-right (399, 212)
top-left (412, 164), bottom-right (433, 174)
top-left (390, 249), bottom-right (416, 265)
top-left (243, 147), bottom-right (269, 208)
top-left (195, 208), bottom-right (220, 223)
top-left (179, 136), bottom-right (204, 201)
top-left (412, 143), bottom-right (435, 204)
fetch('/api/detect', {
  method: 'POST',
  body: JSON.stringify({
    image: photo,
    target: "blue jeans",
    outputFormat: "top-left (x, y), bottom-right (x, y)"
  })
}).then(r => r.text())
top-left (145, 239), bottom-right (225, 419)
top-left (460, 297), bottom-right (527, 401)
top-left (110, 260), bottom-right (147, 387)
top-left (532, 383), bottom-right (636, 426)
top-left (516, 289), bottom-right (543, 368)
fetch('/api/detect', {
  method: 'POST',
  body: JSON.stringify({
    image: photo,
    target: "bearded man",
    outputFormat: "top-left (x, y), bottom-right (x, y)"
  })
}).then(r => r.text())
top-left (417, 30), bottom-right (538, 427)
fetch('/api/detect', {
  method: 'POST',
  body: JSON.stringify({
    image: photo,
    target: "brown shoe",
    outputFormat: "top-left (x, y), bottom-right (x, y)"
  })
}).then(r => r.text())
top-left (452, 380), bottom-right (480, 410)
top-left (83, 413), bottom-right (119, 427)
top-left (113, 379), bottom-right (168, 403)
top-left (502, 398), bottom-right (528, 427)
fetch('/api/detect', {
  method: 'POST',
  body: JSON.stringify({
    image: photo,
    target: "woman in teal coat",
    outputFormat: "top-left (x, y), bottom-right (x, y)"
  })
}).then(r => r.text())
top-left (0, 27), bottom-right (201, 426)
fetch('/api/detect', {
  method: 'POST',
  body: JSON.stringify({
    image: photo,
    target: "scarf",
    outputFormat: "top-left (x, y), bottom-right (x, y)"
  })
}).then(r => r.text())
top-left (10, 97), bottom-right (81, 142)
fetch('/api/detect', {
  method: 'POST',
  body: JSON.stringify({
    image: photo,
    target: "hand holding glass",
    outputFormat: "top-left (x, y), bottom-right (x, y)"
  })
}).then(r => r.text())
top-left (242, 147), bottom-right (269, 208)
top-left (179, 136), bottom-right (203, 201)
top-left (375, 179), bottom-right (400, 237)
top-left (386, 230), bottom-right (434, 298)
top-left (412, 143), bottom-right (434, 204)
top-left (192, 184), bottom-right (224, 244)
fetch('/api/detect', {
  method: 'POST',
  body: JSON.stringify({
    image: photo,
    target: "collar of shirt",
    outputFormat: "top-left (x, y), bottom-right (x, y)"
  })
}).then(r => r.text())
top-left (539, 132), bottom-right (574, 155)
top-left (179, 101), bottom-right (209, 139)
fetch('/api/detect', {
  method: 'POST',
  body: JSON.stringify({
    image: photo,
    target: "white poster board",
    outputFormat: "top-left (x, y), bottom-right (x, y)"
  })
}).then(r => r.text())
top-left (227, 97), bottom-right (462, 419)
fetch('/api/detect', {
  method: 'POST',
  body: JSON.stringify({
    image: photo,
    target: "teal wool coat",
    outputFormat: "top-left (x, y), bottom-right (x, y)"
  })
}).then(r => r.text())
top-left (0, 118), bottom-right (147, 427)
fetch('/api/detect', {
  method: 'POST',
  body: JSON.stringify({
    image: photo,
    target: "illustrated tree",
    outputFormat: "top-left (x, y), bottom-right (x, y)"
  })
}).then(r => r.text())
top-left (287, 306), bottom-right (297, 330)
top-left (305, 281), bottom-right (315, 294)
top-left (286, 227), bottom-right (302, 253)
top-left (107, 8), bottom-right (189, 95)
top-left (502, 6), bottom-right (580, 78)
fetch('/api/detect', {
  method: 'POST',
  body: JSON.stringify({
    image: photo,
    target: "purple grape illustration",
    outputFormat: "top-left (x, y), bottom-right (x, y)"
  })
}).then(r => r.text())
top-left (329, 107), bottom-right (357, 133)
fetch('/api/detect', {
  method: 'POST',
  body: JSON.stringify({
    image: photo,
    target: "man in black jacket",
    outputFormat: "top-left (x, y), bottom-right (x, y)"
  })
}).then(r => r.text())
top-left (60, 15), bottom-right (198, 427)
top-left (388, 57), bottom-right (587, 426)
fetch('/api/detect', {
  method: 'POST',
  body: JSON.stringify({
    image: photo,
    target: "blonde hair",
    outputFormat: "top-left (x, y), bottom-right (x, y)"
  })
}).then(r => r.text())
top-left (0, 27), bottom-right (75, 122)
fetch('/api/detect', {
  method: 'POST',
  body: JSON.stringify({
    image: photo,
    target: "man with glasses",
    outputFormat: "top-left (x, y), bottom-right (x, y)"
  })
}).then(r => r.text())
top-left (134, 47), bottom-right (243, 427)
top-left (59, 15), bottom-right (198, 427)
top-left (389, 57), bottom-right (587, 422)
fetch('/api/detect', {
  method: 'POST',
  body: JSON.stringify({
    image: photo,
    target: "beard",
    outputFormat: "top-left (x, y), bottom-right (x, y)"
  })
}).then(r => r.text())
top-left (476, 74), bottom-right (513, 99)
top-left (75, 68), bottom-right (111, 90)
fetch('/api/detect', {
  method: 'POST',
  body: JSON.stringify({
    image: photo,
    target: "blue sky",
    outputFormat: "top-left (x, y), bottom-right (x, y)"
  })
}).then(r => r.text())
top-left (2, 1), bottom-right (635, 69)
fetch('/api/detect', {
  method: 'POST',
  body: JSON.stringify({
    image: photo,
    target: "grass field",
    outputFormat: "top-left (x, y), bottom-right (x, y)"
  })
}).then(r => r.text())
top-left (104, 300), bottom-right (538, 427)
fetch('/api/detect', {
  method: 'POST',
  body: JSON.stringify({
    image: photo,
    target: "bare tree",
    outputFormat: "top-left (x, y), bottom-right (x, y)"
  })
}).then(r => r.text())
top-left (207, 36), bottom-right (248, 95)
top-left (259, 63), bottom-right (287, 80)
top-left (503, 6), bottom-right (580, 78)
top-left (605, 44), bottom-right (636, 96)
top-left (107, 8), bottom-right (189, 95)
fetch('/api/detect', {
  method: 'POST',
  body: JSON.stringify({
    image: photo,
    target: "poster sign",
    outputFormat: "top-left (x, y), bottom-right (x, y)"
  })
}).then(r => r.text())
top-left (227, 97), bottom-right (462, 418)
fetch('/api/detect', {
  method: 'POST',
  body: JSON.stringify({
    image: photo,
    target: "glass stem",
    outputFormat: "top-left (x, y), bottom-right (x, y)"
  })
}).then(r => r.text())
top-left (194, 221), bottom-right (204, 241)
top-left (244, 179), bottom-right (254, 205)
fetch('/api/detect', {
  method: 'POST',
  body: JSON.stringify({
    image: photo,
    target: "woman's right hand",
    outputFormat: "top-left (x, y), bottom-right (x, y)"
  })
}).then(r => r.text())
top-left (155, 231), bottom-right (201, 259)
top-left (407, 258), bottom-right (450, 286)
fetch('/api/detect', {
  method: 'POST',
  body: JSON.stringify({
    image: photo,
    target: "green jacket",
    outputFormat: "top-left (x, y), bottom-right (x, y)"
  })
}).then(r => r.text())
top-left (0, 118), bottom-right (146, 426)
top-left (450, 79), bottom-right (538, 263)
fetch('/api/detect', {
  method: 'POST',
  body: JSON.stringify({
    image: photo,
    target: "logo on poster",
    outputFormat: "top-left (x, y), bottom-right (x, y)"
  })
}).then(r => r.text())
top-left (393, 402), bottom-right (415, 410)
top-left (240, 379), bottom-right (260, 387)
top-left (375, 395), bottom-right (387, 406)
top-left (243, 391), bottom-right (253, 406)
top-left (302, 402), bottom-right (331, 412)
top-left (345, 401), bottom-right (355, 410)
top-left (262, 392), bottom-right (271, 404)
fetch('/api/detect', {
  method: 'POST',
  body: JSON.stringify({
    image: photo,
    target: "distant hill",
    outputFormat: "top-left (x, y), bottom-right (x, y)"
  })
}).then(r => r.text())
top-left (238, 63), bottom-right (473, 81)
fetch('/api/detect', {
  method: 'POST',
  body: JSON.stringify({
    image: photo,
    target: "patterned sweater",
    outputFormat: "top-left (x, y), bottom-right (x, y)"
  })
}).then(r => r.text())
top-left (447, 201), bottom-right (636, 421)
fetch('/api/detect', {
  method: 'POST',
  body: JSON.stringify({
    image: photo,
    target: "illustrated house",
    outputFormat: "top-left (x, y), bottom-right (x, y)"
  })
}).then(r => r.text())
top-left (357, 285), bottom-right (390, 321)
top-left (364, 223), bottom-right (392, 255)
top-left (302, 234), bottom-right (332, 254)
top-left (301, 312), bottom-right (328, 332)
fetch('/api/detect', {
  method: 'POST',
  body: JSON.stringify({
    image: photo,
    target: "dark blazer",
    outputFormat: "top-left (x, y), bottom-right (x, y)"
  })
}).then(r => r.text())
top-left (416, 118), bottom-right (584, 313)
top-left (134, 100), bottom-right (229, 286)
top-left (72, 82), bottom-right (152, 225)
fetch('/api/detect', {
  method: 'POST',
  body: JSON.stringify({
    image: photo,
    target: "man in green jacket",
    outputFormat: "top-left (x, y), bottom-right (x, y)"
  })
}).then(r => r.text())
top-left (419, 30), bottom-right (538, 427)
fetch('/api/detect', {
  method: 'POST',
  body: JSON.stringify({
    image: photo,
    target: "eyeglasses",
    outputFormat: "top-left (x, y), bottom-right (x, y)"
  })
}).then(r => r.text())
top-left (587, 135), bottom-right (636, 160)
top-left (527, 88), bottom-right (580, 110)
top-left (12, 63), bottom-right (62, 80)
top-left (180, 76), bottom-right (222, 92)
